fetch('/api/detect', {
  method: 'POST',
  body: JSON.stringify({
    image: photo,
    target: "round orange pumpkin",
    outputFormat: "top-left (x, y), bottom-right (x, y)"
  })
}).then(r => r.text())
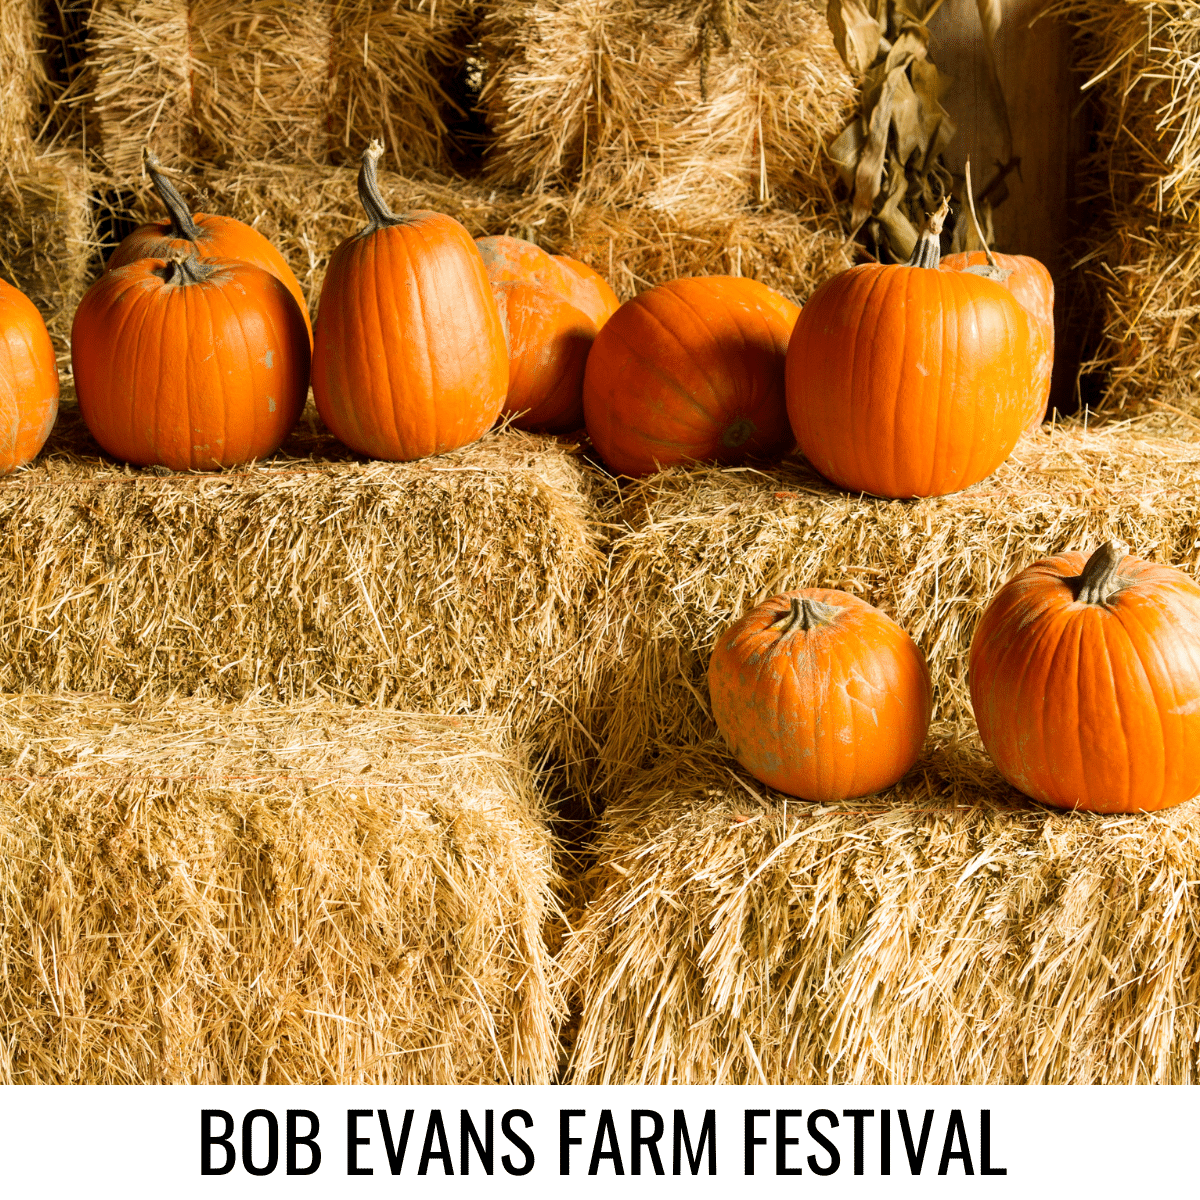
top-left (476, 235), bottom-right (619, 433)
top-left (941, 249), bottom-right (1053, 432)
top-left (311, 142), bottom-right (508, 462)
top-left (71, 252), bottom-right (310, 470)
top-left (786, 200), bottom-right (1039, 499)
top-left (969, 540), bottom-right (1200, 813)
top-left (708, 589), bottom-right (932, 801)
top-left (583, 276), bottom-right (799, 477)
top-left (0, 276), bottom-right (58, 473)
top-left (107, 149), bottom-right (312, 345)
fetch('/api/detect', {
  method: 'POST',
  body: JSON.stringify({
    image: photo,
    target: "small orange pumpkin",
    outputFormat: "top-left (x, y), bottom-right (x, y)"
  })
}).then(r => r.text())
top-left (786, 199), bottom-right (1039, 498)
top-left (969, 540), bottom-right (1200, 813)
top-left (941, 249), bottom-right (1054, 431)
top-left (72, 252), bottom-right (310, 470)
top-left (107, 149), bottom-right (312, 346)
top-left (583, 275), bottom-right (799, 477)
top-left (311, 142), bottom-right (508, 462)
top-left (0, 277), bottom-right (59, 473)
top-left (476, 235), bottom-right (619, 433)
top-left (708, 589), bottom-right (932, 801)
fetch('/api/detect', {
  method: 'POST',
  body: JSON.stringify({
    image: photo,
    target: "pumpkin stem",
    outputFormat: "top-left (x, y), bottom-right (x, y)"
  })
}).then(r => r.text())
top-left (156, 251), bottom-right (218, 288)
top-left (775, 595), bottom-right (840, 634)
top-left (1074, 539), bottom-right (1130, 605)
top-left (357, 138), bottom-right (404, 234)
top-left (905, 196), bottom-right (951, 269)
top-left (144, 147), bottom-right (201, 242)
top-left (963, 159), bottom-right (998, 270)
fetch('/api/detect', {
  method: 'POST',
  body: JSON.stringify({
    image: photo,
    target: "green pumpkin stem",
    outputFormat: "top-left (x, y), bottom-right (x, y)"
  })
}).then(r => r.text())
top-left (775, 595), bottom-right (839, 634)
top-left (906, 196), bottom-right (951, 269)
top-left (158, 251), bottom-right (217, 287)
top-left (144, 147), bottom-right (201, 242)
top-left (1075, 540), bottom-right (1130, 605)
top-left (357, 139), bottom-right (404, 235)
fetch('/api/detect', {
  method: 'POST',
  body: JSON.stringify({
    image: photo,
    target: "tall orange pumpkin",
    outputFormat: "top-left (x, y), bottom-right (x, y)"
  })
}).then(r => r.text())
top-left (708, 589), bottom-right (932, 802)
top-left (0, 276), bottom-right (58, 473)
top-left (786, 200), bottom-right (1039, 498)
top-left (106, 149), bottom-right (312, 345)
top-left (583, 276), bottom-right (799, 477)
top-left (71, 252), bottom-right (310, 470)
top-left (476, 235), bottom-right (619, 433)
top-left (969, 540), bottom-right (1200, 813)
top-left (311, 142), bottom-right (508, 462)
top-left (941, 248), bottom-right (1054, 432)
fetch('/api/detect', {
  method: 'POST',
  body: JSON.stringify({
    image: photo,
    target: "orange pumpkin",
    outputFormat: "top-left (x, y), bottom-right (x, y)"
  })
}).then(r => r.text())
top-left (71, 252), bottom-right (310, 470)
top-left (708, 589), bottom-right (932, 801)
top-left (311, 142), bottom-right (508, 462)
top-left (476, 235), bottom-right (619, 433)
top-left (941, 249), bottom-right (1054, 431)
top-left (969, 540), bottom-right (1200, 813)
top-left (107, 149), bottom-right (312, 346)
top-left (786, 199), bottom-right (1039, 499)
top-left (583, 276), bottom-right (799, 477)
top-left (0, 277), bottom-right (58, 473)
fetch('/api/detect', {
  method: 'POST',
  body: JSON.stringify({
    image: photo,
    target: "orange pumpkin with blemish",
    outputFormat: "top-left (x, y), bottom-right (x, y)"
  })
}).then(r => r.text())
top-left (584, 275), bottom-right (799, 477)
top-left (708, 589), bottom-right (933, 801)
top-left (476, 235), bottom-right (619, 432)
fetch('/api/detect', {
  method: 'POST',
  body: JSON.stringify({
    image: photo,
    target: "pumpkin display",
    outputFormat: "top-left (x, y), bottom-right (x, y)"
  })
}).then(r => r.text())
top-left (476, 235), bottom-right (619, 433)
top-left (71, 251), bottom-right (310, 470)
top-left (786, 198), bottom-right (1040, 499)
top-left (941, 248), bottom-right (1054, 432)
top-left (583, 275), bottom-right (799, 477)
top-left (311, 141), bottom-right (508, 462)
top-left (708, 589), bottom-right (932, 802)
top-left (0, 277), bottom-right (59, 473)
top-left (107, 149), bottom-right (312, 345)
top-left (969, 540), bottom-right (1200, 813)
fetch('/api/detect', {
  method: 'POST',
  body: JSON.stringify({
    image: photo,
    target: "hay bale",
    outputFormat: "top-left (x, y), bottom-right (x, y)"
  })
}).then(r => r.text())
top-left (581, 419), bottom-right (1200, 799)
top-left (0, 147), bottom-right (97, 346)
top-left (0, 0), bottom-right (51, 166)
top-left (188, 1), bottom-right (332, 167)
top-left (328, 0), bottom-right (479, 173)
top-left (85, 0), bottom-right (195, 177)
top-left (0, 695), bottom-right (562, 1083)
top-left (0, 417), bottom-right (611, 775)
top-left (563, 725), bottom-right (1200, 1084)
top-left (479, 0), bottom-right (855, 212)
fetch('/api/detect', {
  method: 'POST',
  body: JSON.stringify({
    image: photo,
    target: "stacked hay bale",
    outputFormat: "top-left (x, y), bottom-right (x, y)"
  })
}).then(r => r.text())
top-left (477, 0), bottom-right (858, 299)
top-left (0, 697), bottom-right (563, 1084)
top-left (559, 418), bottom-right (1200, 1081)
top-left (0, 1), bottom-right (96, 345)
top-left (1050, 0), bottom-right (1200, 424)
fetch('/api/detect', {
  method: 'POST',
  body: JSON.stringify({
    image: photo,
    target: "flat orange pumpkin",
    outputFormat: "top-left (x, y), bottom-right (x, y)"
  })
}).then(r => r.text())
top-left (583, 275), bottom-right (799, 477)
top-left (969, 540), bottom-right (1200, 813)
top-left (708, 589), bottom-right (932, 801)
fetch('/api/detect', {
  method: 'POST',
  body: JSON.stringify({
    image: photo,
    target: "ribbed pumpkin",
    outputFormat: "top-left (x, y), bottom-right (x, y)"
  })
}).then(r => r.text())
top-left (786, 199), bottom-right (1039, 499)
top-left (71, 252), bottom-right (310, 470)
top-left (708, 589), bottom-right (932, 802)
top-left (941, 248), bottom-right (1053, 432)
top-left (0, 276), bottom-right (58, 473)
top-left (584, 276), bottom-right (799, 477)
top-left (107, 149), bottom-right (312, 345)
top-left (476, 235), bottom-right (619, 433)
top-left (969, 540), bottom-right (1200, 813)
top-left (312, 142), bottom-right (508, 462)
